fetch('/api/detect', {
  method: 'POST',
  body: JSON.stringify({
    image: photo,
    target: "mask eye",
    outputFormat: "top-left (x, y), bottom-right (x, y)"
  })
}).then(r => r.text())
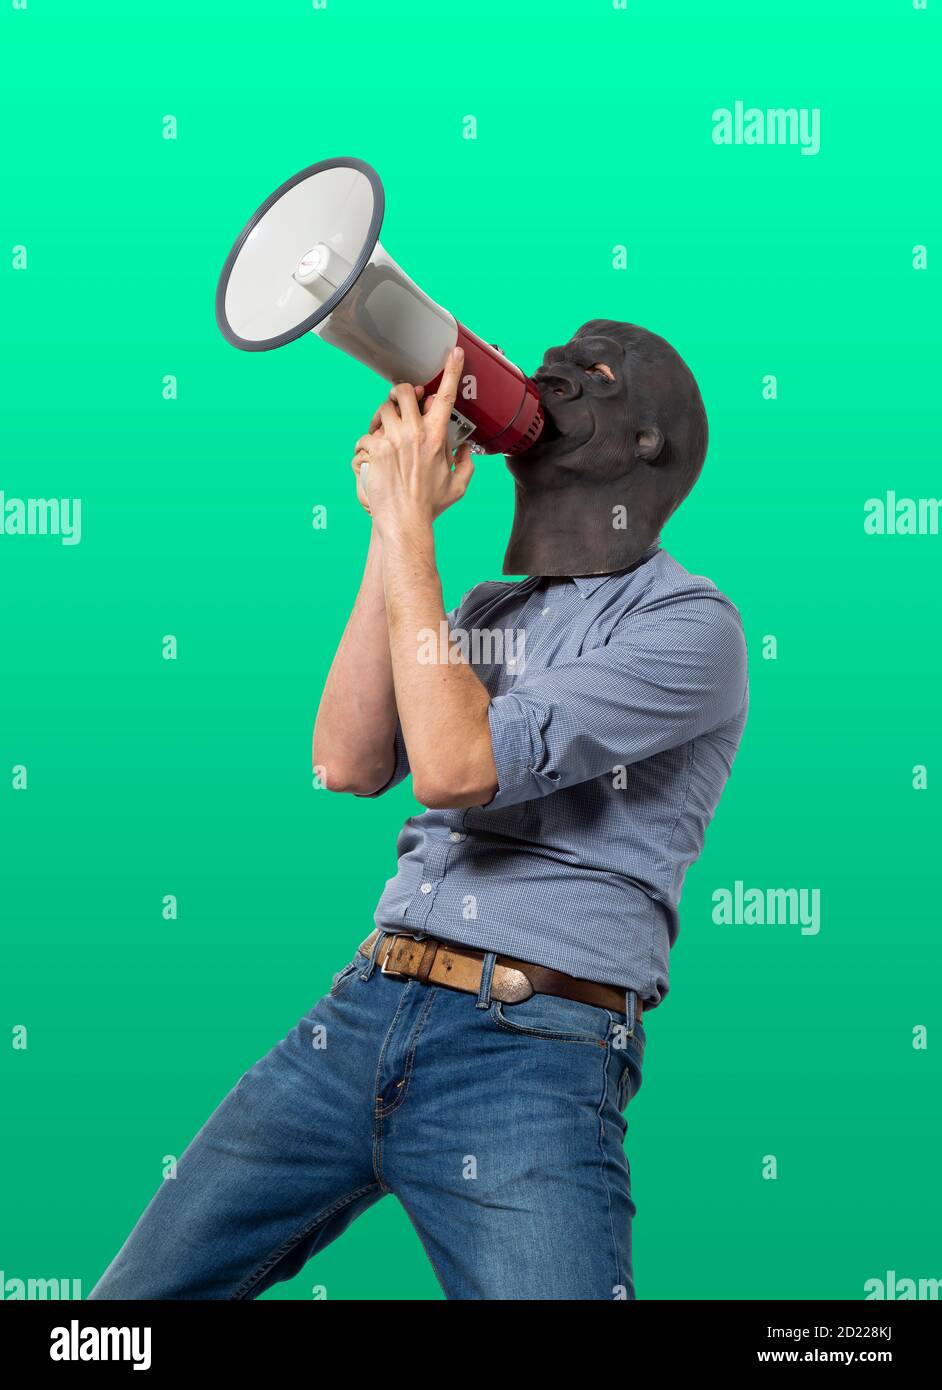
top-left (584, 363), bottom-right (615, 382)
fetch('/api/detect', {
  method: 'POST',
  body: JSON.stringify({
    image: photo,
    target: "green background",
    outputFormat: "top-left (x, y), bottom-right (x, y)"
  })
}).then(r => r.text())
top-left (2, 0), bottom-right (939, 1300)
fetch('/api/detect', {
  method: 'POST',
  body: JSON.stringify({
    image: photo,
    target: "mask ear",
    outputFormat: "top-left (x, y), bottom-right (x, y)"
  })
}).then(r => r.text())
top-left (635, 426), bottom-right (665, 463)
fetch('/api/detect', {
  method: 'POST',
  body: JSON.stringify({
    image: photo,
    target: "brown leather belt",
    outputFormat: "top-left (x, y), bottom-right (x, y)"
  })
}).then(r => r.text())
top-left (356, 928), bottom-right (642, 1019)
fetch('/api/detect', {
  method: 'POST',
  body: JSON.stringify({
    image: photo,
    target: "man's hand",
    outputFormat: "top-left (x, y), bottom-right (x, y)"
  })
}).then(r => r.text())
top-left (351, 346), bottom-right (474, 534)
top-left (351, 384), bottom-right (424, 517)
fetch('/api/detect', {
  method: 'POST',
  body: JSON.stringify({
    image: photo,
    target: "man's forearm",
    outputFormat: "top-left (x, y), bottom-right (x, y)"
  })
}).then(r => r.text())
top-left (382, 519), bottom-right (497, 809)
top-left (312, 527), bottom-right (400, 794)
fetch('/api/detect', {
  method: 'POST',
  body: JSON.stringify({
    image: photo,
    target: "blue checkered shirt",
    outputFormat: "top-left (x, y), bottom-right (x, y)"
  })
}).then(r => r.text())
top-left (360, 543), bottom-right (748, 1008)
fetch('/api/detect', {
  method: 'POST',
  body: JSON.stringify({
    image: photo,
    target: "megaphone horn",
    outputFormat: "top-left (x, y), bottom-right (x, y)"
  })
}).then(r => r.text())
top-left (215, 157), bottom-right (544, 456)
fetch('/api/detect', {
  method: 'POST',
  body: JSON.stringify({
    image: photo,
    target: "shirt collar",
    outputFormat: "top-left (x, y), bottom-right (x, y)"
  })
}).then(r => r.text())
top-left (570, 573), bottom-right (611, 598)
top-left (546, 542), bottom-right (662, 599)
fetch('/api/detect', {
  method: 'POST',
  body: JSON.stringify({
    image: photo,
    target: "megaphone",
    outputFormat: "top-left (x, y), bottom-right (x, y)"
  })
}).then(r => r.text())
top-left (215, 157), bottom-right (544, 456)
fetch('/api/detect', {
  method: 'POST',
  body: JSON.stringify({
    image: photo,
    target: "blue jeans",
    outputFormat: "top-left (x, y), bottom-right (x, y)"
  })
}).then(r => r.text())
top-left (88, 936), bottom-right (646, 1301)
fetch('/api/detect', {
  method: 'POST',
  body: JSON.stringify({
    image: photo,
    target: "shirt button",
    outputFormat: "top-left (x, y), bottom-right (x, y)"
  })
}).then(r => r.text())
top-left (420, 882), bottom-right (432, 894)
top-left (449, 832), bottom-right (464, 842)
top-left (542, 607), bottom-right (550, 615)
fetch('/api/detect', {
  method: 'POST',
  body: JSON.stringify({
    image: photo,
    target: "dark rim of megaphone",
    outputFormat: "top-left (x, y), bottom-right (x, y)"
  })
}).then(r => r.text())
top-left (215, 156), bottom-right (385, 353)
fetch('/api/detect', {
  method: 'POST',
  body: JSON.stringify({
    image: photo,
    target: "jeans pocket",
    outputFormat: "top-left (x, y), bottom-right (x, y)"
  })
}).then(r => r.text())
top-left (614, 1059), bottom-right (634, 1111)
top-left (610, 1032), bottom-right (645, 1111)
top-left (329, 956), bottom-right (363, 998)
top-left (489, 992), bottom-right (613, 1045)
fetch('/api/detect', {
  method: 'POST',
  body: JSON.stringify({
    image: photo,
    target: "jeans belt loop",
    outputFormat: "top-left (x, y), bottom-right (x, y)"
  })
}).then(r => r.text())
top-left (476, 951), bottom-right (498, 1010)
top-left (625, 988), bottom-right (637, 1039)
top-left (360, 930), bottom-right (389, 982)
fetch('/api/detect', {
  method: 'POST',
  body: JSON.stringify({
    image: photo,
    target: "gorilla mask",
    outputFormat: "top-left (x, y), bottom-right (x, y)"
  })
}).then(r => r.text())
top-left (502, 320), bottom-right (708, 577)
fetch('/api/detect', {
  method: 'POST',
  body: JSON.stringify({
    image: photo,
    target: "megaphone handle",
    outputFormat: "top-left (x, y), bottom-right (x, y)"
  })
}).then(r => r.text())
top-left (446, 408), bottom-right (477, 454)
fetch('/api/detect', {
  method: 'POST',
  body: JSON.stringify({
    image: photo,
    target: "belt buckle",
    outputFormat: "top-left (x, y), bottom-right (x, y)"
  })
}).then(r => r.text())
top-left (380, 935), bottom-right (410, 978)
top-left (491, 966), bottom-right (534, 1003)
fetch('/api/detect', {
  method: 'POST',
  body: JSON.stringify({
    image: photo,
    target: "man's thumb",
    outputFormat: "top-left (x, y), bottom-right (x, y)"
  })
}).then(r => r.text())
top-left (451, 443), bottom-right (475, 492)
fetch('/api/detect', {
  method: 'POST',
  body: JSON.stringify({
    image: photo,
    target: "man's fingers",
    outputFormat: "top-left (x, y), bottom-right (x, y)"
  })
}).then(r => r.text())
top-left (391, 382), bottom-right (422, 432)
top-left (369, 384), bottom-right (423, 434)
top-left (350, 454), bottom-right (372, 514)
top-left (450, 441), bottom-right (475, 496)
top-left (378, 400), bottom-right (401, 440)
top-left (352, 434), bottom-right (388, 473)
top-left (427, 346), bottom-right (465, 430)
top-left (367, 400), bottom-right (387, 433)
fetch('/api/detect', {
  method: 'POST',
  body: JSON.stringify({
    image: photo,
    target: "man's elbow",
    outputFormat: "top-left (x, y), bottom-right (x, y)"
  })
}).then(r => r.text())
top-left (313, 753), bottom-right (392, 796)
top-left (411, 731), bottom-right (499, 809)
top-left (412, 768), bottom-right (498, 811)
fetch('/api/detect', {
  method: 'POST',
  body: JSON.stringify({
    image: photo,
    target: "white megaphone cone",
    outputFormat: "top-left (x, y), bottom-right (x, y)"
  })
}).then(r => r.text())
top-left (216, 158), bottom-right (543, 456)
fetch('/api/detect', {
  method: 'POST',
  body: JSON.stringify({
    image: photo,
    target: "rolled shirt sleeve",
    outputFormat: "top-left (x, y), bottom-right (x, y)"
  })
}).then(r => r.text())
top-left (480, 594), bottom-right (748, 812)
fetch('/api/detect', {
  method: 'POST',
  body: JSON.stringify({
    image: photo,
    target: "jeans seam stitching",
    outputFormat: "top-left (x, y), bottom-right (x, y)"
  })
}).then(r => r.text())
top-left (376, 986), bottom-right (438, 1117)
top-left (228, 1180), bottom-right (382, 1300)
top-left (491, 1002), bottom-right (607, 1046)
top-left (329, 963), bottom-right (358, 998)
top-left (596, 1045), bottom-right (625, 1299)
top-left (371, 981), bottom-right (415, 1192)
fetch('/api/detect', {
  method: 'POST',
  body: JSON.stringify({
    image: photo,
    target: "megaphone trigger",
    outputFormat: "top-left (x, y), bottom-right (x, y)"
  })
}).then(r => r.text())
top-left (446, 409), bottom-right (477, 455)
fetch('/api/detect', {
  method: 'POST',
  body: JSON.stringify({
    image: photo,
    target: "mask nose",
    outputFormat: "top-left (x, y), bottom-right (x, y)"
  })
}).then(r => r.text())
top-left (534, 368), bottom-right (583, 404)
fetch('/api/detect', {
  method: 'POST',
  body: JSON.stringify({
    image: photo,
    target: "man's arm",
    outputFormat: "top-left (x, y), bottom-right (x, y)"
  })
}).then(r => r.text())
top-left (312, 527), bottom-right (401, 795)
top-left (479, 596), bottom-right (748, 811)
top-left (355, 347), bottom-right (498, 810)
top-left (382, 522), bottom-right (497, 809)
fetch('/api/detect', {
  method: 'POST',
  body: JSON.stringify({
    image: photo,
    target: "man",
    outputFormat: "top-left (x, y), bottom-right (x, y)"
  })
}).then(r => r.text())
top-left (90, 320), bottom-right (748, 1301)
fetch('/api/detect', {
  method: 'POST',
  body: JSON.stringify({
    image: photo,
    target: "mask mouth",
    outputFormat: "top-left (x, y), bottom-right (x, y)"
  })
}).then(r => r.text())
top-left (536, 397), bottom-right (562, 440)
top-left (527, 369), bottom-right (602, 457)
top-left (517, 399), bottom-right (598, 465)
